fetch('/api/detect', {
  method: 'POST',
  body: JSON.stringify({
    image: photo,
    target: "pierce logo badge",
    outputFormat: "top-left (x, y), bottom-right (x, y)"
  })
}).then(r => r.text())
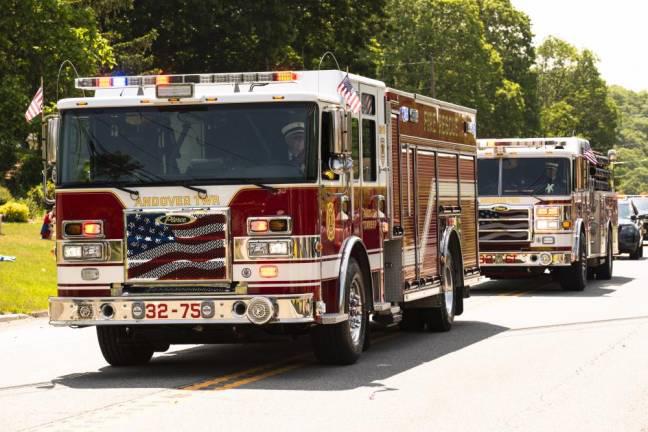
top-left (492, 205), bottom-right (509, 212)
top-left (155, 214), bottom-right (195, 226)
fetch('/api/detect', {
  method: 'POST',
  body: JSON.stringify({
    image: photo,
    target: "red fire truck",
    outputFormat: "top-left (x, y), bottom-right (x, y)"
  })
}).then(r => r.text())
top-left (477, 138), bottom-right (618, 290)
top-left (45, 70), bottom-right (480, 365)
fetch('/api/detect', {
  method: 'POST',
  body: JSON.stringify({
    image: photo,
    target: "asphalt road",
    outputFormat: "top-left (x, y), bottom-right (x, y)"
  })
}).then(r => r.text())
top-left (2, 251), bottom-right (648, 432)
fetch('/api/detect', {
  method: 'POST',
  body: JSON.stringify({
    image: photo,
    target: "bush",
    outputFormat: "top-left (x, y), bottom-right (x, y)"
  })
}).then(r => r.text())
top-left (24, 182), bottom-right (54, 219)
top-left (0, 201), bottom-right (30, 222)
top-left (0, 185), bottom-right (12, 205)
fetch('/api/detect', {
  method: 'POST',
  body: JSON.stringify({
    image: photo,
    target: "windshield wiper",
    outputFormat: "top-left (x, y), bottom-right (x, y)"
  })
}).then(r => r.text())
top-left (115, 185), bottom-right (140, 199)
top-left (183, 183), bottom-right (208, 198)
top-left (254, 183), bottom-right (278, 193)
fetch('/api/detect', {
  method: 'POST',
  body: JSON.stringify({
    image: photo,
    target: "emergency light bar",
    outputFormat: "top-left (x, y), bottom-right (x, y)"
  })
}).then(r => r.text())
top-left (478, 139), bottom-right (567, 149)
top-left (75, 71), bottom-right (298, 90)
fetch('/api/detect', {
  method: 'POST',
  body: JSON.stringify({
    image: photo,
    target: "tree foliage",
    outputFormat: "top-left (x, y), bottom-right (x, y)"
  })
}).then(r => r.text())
top-left (0, 0), bottom-right (113, 195)
top-left (535, 36), bottom-right (618, 151)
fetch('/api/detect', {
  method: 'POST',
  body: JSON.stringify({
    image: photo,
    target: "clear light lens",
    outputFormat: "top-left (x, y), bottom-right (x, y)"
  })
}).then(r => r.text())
top-left (248, 242), bottom-right (269, 256)
top-left (536, 220), bottom-right (560, 230)
top-left (63, 245), bottom-right (82, 259)
top-left (82, 244), bottom-right (103, 258)
top-left (112, 76), bottom-right (127, 87)
top-left (157, 84), bottom-right (193, 98)
top-left (268, 241), bottom-right (290, 255)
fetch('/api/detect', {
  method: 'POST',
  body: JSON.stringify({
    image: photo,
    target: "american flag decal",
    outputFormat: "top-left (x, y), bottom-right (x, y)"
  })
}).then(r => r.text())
top-left (126, 211), bottom-right (228, 281)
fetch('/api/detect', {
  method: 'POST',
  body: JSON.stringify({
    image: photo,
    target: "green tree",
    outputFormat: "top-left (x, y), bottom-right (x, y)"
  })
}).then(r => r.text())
top-left (381, 0), bottom-right (526, 137)
top-left (535, 36), bottom-right (618, 151)
top-left (477, 0), bottom-right (539, 135)
top-left (0, 0), bottom-right (114, 195)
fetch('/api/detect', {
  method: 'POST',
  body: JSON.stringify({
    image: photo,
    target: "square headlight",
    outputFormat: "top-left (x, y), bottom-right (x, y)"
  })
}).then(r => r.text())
top-left (268, 241), bottom-right (290, 255)
top-left (63, 245), bottom-right (83, 259)
top-left (248, 242), bottom-right (269, 257)
top-left (82, 244), bottom-right (103, 259)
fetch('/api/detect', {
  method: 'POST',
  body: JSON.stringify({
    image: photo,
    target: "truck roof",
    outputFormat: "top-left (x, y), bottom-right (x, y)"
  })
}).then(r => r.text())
top-left (477, 137), bottom-right (590, 158)
top-left (57, 69), bottom-right (475, 116)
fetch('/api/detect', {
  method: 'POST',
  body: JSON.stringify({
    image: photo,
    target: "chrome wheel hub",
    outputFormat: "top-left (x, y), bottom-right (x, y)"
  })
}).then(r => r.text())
top-left (443, 263), bottom-right (454, 316)
top-left (348, 276), bottom-right (364, 346)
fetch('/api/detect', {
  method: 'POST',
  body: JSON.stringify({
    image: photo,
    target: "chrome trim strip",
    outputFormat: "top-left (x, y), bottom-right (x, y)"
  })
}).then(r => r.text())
top-left (317, 313), bottom-right (349, 324)
top-left (49, 293), bottom-right (313, 326)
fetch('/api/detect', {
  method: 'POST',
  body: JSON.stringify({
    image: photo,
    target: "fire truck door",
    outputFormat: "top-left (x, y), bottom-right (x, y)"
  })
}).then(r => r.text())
top-left (358, 85), bottom-right (384, 302)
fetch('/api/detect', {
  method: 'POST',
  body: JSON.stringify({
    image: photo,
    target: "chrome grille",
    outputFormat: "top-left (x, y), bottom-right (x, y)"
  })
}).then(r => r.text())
top-left (478, 206), bottom-right (531, 242)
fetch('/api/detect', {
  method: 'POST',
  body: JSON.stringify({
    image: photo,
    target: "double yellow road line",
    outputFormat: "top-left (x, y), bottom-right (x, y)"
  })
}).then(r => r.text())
top-left (183, 332), bottom-right (399, 392)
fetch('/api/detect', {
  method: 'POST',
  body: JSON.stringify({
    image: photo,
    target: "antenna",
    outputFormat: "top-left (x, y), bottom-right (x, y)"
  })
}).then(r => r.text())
top-left (57, 59), bottom-right (85, 100)
top-left (317, 51), bottom-right (343, 95)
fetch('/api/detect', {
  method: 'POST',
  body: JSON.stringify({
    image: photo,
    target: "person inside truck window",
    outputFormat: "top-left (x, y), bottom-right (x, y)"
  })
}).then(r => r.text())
top-left (536, 161), bottom-right (565, 194)
top-left (282, 121), bottom-right (305, 173)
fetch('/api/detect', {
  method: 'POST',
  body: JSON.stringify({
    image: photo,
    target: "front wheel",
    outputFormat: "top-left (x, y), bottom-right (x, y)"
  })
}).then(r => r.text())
top-left (596, 231), bottom-right (613, 280)
top-left (96, 326), bottom-right (154, 367)
top-left (560, 236), bottom-right (587, 291)
top-left (311, 258), bottom-right (367, 365)
top-left (629, 240), bottom-right (643, 260)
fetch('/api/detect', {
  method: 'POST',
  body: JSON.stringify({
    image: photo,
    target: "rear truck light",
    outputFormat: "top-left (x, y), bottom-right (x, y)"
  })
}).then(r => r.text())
top-left (259, 265), bottom-right (278, 278)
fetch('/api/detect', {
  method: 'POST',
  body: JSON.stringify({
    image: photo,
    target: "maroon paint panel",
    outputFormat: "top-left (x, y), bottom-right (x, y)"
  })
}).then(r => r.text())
top-left (58, 289), bottom-right (111, 297)
top-left (56, 192), bottom-right (125, 240)
top-left (229, 187), bottom-right (320, 237)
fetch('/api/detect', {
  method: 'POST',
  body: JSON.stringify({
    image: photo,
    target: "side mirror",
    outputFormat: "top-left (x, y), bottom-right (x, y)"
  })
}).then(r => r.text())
top-left (607, 149), bottom-right (617, 162)
top-left (44, 116), bottom-right (60, 165)
top-left (631, 214), bottom-right (637, 221)
top-left (328, 155), bottom-right (353, 175)
top-left (330, 109), bottom-right (351, 155)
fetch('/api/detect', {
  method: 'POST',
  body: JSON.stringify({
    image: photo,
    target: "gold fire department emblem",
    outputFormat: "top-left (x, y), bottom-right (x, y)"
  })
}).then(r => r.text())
top-left (326, 202), bottom-right (335, 241)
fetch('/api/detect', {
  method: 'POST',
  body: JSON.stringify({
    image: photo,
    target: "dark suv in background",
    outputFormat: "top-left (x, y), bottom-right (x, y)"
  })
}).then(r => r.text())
top-left (618, 199), bottom-right (644, 259)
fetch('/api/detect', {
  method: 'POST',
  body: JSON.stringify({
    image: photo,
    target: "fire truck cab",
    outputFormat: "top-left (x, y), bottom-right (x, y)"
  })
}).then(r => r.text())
top-left (44, 70), bottom-right (479, 366)
top-left (477, 137), bottom-right (618, 290)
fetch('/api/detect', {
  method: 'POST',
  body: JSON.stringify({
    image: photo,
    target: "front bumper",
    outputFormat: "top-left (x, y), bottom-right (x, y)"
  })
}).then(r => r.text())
top-left (49, 294), bottom-right (314, 326)
top-left (479, 251), bottom-right (572, 267)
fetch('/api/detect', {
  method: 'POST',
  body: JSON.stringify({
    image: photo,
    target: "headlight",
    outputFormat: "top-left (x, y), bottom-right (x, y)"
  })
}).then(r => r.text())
top-left (62, 243), bottom-right (105, 260)
top-left (248, 240), bottom-right (292, 257)
top-left (536, 220), bottom-right (560, 230)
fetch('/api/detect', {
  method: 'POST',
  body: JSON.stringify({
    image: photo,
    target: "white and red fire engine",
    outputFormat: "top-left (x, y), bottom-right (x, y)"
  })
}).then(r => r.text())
top-left (477, 137), bottom-right (618, 290)
top-left (45, 70), bottom-right (480, 365)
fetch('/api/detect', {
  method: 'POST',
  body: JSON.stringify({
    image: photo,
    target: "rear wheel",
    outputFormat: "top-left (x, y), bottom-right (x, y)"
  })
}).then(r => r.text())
top-left (560, 236), bottom-right (587, 291)
top-left (311, 258), bottom-right (367, 365)
top-left (630, 239), bottom-right (643, 260)
top-left (96, 326), bottom-right (154, 367)
top-left (596, 231), bottom-right (613, 280)
top-left (425, 254), bottom-right (455, 332)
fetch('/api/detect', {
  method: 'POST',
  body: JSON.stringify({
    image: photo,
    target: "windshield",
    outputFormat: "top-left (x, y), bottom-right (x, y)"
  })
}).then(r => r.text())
top-left (59, 102), bottom-right (318, 187)
top-left (632, 197), bottom-right (648, 212)
top-left (618, 202), bottom-right (631, 220)
top-left (478, 157), bottom-right (571, 196)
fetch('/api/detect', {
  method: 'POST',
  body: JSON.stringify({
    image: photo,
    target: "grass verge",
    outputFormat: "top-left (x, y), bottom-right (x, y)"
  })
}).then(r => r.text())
top-left (0, 222), bottom-right (56, 313)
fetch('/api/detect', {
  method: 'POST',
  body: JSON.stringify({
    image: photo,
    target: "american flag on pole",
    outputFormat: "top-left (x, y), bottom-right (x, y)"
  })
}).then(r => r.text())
top-left (336, 74), bottom-right (361, 114)
top-left (582, 141), bottom-right (598, 165)
top-left (25, 86), bottom-right (43, 122)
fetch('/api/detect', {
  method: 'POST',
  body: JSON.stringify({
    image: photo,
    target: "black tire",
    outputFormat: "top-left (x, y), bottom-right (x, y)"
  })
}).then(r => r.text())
top-left (96, 326), bottom-right (154, 367)
top-left (399, 308), bottom-right (425, 331)
top-left (596, 231), bottom-right (613, 280)
top-left (425, 253), bottom-right (455, 332)
top-left (311, 258), bottom-right (367, 365)
top-left (629, 241), bottom-right (642, 260)
top-left (560, 235), bottom-right (587, 291)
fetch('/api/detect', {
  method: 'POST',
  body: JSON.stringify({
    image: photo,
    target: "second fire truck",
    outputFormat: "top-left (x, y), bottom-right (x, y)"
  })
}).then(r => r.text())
top-left (44, 70), bottom-right (480, 365)
top-left (477, 137), bottom-right (618, 290)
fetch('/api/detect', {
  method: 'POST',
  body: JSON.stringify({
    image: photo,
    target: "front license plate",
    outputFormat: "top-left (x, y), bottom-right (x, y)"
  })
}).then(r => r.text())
top-left (144, 301), bottom-right (203, 320)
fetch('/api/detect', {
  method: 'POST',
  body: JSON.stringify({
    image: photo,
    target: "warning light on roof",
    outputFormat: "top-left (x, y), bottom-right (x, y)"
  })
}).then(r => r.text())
top-left (273, 72), bottom-right (297, 81)
top-left (156, 75), bottom-right (170, 85)
top-left (98, 77), bottom-right (111, 88)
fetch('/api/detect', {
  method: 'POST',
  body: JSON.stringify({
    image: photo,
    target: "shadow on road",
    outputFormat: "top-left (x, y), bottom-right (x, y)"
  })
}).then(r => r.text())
top-left (50, 320), bottom-right (508, 392)
top-left (471, 274), bottom-right (633, 298)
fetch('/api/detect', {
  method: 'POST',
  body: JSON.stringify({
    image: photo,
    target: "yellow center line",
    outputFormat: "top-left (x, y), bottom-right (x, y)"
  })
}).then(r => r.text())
top-left (182, 331), bottom-right (401, 392)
